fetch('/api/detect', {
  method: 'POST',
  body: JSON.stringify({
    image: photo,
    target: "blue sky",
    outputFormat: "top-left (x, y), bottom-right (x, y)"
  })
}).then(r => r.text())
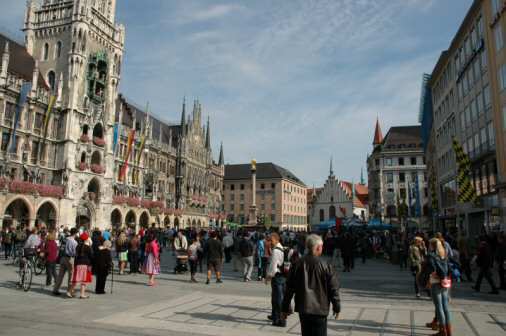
top-left (1, 0), bottom-right (472, 187)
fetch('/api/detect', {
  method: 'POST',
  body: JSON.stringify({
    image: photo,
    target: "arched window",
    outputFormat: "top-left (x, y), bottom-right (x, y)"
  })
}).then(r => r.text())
top-left (47, 71), bottom-right (56, 91)
top-left (42, 43), bottom-right (49, 61)
top-left (319, 209), bottom-right (324, 222)
top-left (55, 41), bottom-right (62, 58)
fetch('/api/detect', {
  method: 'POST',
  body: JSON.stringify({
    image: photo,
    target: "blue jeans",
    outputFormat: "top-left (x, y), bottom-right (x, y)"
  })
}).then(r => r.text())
top-left (271, 274), bottom-right (286, 324)
top-left (431, 284), bottom-right (451, 326)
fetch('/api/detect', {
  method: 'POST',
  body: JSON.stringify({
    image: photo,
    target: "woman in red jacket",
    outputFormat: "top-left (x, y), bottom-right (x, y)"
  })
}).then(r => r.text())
top-left (44, 232), bottom-right (59, 286)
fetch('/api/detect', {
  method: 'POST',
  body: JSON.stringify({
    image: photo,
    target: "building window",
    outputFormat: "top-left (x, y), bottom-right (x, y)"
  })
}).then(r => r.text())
top-left (271, 183), bottom-right (275, 189)
top-left (410, 157), bottom-right (417, 165)
top-left (484, 85), bottom-right (491, 107)
top-left (399, 172), bottom-right (406, 183)
top-left (386, 173), bottom-right (393, 183)
top-left (240, 204), bottom-right (244, 211)
top-left (230, 184), bottom-right (234, 190)
top-left (488, 122), bottom-right (495, 146)
top-left (385, 158), bottom-right (392, 166)
top-left (240, 184), bottom-right (244, 190)
top-left (1, 132), bottom-right (9, 151)
top-left (494, 24), bottom-right (504, 51)
top-left (319, 209), bottom-right (324, 222)
top-left (499, 65), bottom-right (506, 91)
top-left (398, 157), bottom-right (404, 166)
top-left (42, 43), bottom-right (49, 61)
top-left (55, 41), bottom-right (62, 58)
top-left (260, 183), bottom-right (265, 189)
top-left (4, 102), bottom-right (15, 126)
top-left (47, 71), bottom-right (56, 91)
top-left (375, 159), bottom-right (380, 167)
top-left (240, 194), bottom-right (244, 201)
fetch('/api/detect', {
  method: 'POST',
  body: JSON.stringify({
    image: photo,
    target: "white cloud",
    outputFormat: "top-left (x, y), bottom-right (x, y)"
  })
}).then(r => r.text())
top-left (176, 3), bottom-right (245, 24)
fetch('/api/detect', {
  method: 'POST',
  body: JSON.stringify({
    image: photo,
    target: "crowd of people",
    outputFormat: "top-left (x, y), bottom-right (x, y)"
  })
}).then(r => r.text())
top-left (1, 223), bottom-right (505, 336)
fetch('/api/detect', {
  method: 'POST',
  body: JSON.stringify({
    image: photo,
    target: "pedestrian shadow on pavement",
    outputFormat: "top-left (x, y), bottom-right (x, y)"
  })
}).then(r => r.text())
top-left (171, 311), bottom-right (268, 327)
top-left (0, 280), bottom-right (67, 299)
top-left (328, 319), bottom-right (413, 336)
top-left (211, 303), bottom-right (270, 313)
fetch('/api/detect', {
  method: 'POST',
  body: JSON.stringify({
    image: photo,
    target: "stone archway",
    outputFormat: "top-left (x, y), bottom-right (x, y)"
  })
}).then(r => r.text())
top-left (3, 198), bottom-right (31, 229)
top-left (174, 217), bottom-right (180, 230)
top-left (139, 211), bottom-right (149, 228)
top-left (164, 216), bottom-right (171, 228)
top-left (76, 204), bottom-right (92, 230)
top-left (125, 210), bottom-right (136, 230)
top-left (36, 201), bottom-right (57, 230)
top-left (111, 208), bottom-right (122, 231)
top-left (197, 220), bottom-right (202, 229)
top-left (191, 219), bottom-right (196, 228)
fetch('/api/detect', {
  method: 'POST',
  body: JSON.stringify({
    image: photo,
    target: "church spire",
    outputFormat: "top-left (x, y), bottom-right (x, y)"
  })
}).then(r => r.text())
top-left (218, 142), bottom-right (224, 166)
top-left (180, 97), bottom-right (186, 136)
top-left (329, 156), bottom-right (334, 177)
top-left (373, 117), bottom-right (383, 145)
top-left (360, 167), bottom-right (365, 185)
top-left (205, 116), bottom-right (210, 149)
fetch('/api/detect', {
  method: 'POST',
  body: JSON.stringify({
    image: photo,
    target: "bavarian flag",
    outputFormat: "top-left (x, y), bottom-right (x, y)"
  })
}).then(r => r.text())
top-left (452, 137), bottom-right (477, 204)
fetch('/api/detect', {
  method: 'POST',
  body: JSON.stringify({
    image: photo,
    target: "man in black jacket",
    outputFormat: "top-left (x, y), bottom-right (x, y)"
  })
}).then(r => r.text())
top-left (282, 234), bottom-right (340, 336)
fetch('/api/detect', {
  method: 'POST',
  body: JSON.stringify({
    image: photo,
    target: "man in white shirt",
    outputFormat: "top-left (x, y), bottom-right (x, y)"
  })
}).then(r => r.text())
top-left (174, 231), bottom-right (188, 251)
top-left (24, 228), bottom-right (41, 250)
top-left (265, 232), bottom-right (286, 327)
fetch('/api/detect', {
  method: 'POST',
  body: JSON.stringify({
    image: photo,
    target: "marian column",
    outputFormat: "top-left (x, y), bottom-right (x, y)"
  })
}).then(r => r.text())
top-left (248, 159), bottom-right (257, 226)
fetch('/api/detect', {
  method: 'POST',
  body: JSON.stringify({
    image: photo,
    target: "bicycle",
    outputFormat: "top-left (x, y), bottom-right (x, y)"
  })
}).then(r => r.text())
top-left (34, 253), bottom-right (46, 276)
top-left (17, 249), bottom-right (35, 292)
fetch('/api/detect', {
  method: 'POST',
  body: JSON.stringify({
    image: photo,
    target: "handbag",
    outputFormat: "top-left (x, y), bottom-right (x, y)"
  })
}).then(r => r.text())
top-left (441, 277), bottom-right (452, 289)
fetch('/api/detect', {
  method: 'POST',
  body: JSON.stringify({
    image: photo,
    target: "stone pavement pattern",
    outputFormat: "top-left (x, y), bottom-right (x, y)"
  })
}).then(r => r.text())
top-left (0, 253), bottom-right (505, 336)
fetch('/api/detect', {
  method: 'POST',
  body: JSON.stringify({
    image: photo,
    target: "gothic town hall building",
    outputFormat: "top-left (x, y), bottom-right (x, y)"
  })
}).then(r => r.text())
top-left (0, 0), bottom-right (225, 231)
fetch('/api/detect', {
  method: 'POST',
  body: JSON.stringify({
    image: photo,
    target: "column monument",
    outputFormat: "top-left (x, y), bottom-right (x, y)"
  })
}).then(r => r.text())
top-left (248, 159), bottom-right (257, 226)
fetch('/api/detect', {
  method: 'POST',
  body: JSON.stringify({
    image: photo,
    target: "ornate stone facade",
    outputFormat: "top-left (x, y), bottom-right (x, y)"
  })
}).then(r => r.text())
top-left (0, 0), bottom-right (224, 231)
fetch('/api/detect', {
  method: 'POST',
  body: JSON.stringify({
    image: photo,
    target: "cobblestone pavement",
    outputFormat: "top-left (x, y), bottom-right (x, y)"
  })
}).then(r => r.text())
top-left (0, 251), bottom-right (505, 336)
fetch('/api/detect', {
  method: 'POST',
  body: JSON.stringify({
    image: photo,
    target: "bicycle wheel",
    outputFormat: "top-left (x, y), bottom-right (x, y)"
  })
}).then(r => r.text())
top-left (35, 258), bottom-right (45, 275)
top-left (22, 264), bottom-right (32, 292)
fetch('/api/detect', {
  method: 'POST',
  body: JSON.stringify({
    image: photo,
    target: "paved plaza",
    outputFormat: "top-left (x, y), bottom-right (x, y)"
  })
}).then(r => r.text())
top-left (0, 253), bottom-right (505, 336)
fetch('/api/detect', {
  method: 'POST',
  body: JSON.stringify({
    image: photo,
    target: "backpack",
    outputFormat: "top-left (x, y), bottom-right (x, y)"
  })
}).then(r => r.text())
top-left (239, 239), bottom-right (253, 257)
top-left (274, 246), bottom-right (298, 276)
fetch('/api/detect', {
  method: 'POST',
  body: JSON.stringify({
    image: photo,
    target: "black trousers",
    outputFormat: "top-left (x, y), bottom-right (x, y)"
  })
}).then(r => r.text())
top-left (300, 314), bottom-right (327, 336)
top-left (95, 272), bottom-right (108, 294)
top-left (4, 243), bottom-right (11, 259)
top-left (129, 251), bottom-right (139, 273)
top-left (498, 260), bottom-right (505, 289)
top-left (475, 267), bottom-right (497, 291)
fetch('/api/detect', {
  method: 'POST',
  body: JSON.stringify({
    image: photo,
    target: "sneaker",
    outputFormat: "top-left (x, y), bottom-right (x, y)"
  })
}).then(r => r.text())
top-left (272, 321), bottom-right (286, 327)
top-left (216, 279), bottom-right (223, 283)
top-left (206, 279), bottom-right (210, 285)
top-left (52, 291), bottom-right (61, 296)
top-left (416, 293), bottom-right (421, 298)
top-left (66, 292), bottom-right (74, 298)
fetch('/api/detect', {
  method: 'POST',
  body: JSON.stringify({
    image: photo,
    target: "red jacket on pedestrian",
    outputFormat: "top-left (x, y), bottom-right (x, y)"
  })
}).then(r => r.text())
top-left (45, 240), bottom-right (59, 263)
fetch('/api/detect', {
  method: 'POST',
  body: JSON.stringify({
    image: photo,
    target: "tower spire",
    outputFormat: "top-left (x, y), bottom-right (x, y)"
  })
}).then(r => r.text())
top-left (180, 97), bottom-right (186, 136)
top-left (218, 142), bottom-right (224, 166)
top-left (360, 167), bottom-right (365, 185)
top-left (329, 156), bottom-right (334, 177)
top-left (205, 116), bottom-right (210, 149)
top-left (373, 117), bottom-right (383, 145)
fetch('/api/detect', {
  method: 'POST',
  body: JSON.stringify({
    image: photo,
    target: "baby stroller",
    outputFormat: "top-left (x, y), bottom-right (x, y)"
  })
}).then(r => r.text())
top-left (174, 250), bottom-right (189, 274)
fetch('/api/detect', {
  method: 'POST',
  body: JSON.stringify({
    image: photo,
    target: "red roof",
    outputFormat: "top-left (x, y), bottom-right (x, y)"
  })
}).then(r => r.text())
top-left (339, 181), bottom-right (368, 208)
top-left (373, 118), bottom-right (383, 145)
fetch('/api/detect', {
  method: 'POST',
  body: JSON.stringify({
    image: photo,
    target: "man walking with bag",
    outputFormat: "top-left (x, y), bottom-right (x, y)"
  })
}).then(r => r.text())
top-left (265, 232), bottom-right (286, 327)
top-left (282, 234), bottom-right (341, 336)
top-left (239, 233), bottom-right (254, 282)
